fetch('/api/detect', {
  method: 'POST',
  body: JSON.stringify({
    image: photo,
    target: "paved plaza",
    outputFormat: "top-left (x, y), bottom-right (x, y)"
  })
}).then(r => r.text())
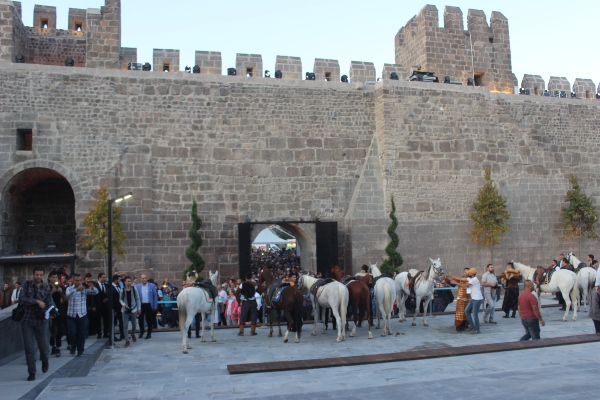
top-left (2, 295), bottom-right (599, 400)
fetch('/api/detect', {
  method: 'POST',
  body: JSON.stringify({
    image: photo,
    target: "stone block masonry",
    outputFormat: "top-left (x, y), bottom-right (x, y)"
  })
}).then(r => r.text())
top-left (195, 51), bottom-right (222, 75)
top-left (1, 63), bottom-right (600, 285)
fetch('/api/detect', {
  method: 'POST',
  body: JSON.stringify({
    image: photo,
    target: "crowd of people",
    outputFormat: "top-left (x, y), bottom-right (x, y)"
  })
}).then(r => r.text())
top-left (7, 251), bottom-right (600, 382)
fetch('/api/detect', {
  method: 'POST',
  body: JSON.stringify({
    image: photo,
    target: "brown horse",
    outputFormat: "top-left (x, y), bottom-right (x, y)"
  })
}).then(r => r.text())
top-left (260, 266), bottom-right (305, 341)
top-left (331, 266), bottom-right (373, 339)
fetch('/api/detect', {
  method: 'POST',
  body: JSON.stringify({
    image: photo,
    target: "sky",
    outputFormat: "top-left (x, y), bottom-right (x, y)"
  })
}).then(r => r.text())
top-left (16, 0), bottom-right (600, 88)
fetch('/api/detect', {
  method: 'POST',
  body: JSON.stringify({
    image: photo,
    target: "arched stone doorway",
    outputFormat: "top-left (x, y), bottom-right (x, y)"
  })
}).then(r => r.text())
top-left (248, 223), bottom-right (317, 273)
top-left (1, 168), bottom-right (76, 257)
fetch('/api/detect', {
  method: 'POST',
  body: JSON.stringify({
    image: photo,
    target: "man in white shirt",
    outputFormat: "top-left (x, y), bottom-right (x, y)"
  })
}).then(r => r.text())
top-left (481, 264), bottom-right (498, 324)
top-left (452, 268), bottom-right (483, 334)
top-left (11, 282), bottom-right (21, 304)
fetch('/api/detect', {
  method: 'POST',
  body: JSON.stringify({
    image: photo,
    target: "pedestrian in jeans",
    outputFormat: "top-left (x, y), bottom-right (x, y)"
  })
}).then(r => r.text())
top-left (518, 280), bottom-right (545, 340)
top-left (19, 266), bottom-right (54, 381)
top-left (66, 273), bottom-right (98, 357)
top-left (481, 264), bottom-right (498, 324)
top-left (449, 268), bottom-right (483, 334)
top-left (119, 276), bottom-right (141, 348)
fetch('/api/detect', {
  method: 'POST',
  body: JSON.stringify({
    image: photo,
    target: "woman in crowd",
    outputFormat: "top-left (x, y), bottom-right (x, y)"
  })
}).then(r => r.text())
top-left (119, 276), bottom-right (141, 348)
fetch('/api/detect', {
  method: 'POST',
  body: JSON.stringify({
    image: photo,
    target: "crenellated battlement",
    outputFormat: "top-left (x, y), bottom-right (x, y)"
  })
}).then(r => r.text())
top-left (395, 5), bottom-right (512, 93)
top-left (0, 1), bottom-right (598, 96)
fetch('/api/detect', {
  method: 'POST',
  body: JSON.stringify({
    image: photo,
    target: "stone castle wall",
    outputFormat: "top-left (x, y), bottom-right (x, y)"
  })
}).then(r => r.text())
top-left (1, 63), bottom-right (599, 284)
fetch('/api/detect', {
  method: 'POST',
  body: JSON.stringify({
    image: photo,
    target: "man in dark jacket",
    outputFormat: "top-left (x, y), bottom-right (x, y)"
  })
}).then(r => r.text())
top-left (20, 266), bottom-right (54, 381)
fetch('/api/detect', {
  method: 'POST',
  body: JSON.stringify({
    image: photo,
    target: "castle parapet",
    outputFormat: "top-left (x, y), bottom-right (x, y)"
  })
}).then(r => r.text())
top-left (195, 51), bottom-right (222, 75)
top-left (274, 56), bottom-right (302, 80)
top-left (120, 47), bottom-right (137, 70)
top-left (153, 49), bottom-right (180, 72)
top-left (521, 74), bottom-right (545, 95)
top-left (548, 76), bottom-right (570, 94)
top-left (314, 59), bottom-right (340, 82)
top-left (236, 53), bottom-right (263, 77)
top-left (68, 8), bottom-right (86, 34)
top-left (382, 63), bottom-right (405, 80)
top-left (573, 78), bottom-right (596, 100)
top-left (349, 61), bottom-right (376, 83)
top-left (33, 5), bottom-right (56, 33)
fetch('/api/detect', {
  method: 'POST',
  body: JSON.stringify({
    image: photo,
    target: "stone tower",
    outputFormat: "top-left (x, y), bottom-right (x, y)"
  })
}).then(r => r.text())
top-left (395, 5), bottom-right (513, 93)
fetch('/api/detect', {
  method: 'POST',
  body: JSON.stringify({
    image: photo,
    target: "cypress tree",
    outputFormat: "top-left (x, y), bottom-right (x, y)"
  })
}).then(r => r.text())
top-left (380, 194), bottom-right (404, 276)
top-left (183, 198), bottom-right (205, 280)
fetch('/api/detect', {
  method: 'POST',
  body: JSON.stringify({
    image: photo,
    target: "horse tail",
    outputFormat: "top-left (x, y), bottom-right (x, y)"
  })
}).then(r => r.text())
top-left (570, 275), bottom-right (579, 305)
top-left (340, 285), bottom-right (348, 324)
top-left (384, 282), bottom-right (391, 315)
top-left (177, 290), bottom-right (187, 330)
top-left (294, 291), bottom-right (303, 339)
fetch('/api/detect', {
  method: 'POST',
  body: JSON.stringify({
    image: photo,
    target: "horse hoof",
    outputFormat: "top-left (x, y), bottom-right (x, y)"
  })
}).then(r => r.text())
top-left (368, 333), bottom-right (373, 339)
top-left (562, 318), bottom-right (567, 322)
top-left (381, 333), bottom-right (386, 337)
top-left (295, 339), bottom-right (299, 343)
top-left (278, 333), bottom-right (283, 337)
top-left (336, 338), bottom-right (341, 342)
top-left (423, 323), bottom-right (429, 327)
top-left (201, 339), bottom-right (206, 342)
top-left (183, 350), bottom-right (188, 354)
top-left (212, 339), bottom-right (216, 342)
top-left (572, 317), bottom-right (577, 322)
top-left (284, 338), bottom-right (288, 343)
top-left (350, 333), bottom-right (355, 337)
top-left (412, 322), bottom-right (416, 326)
top-left (311, 333), bottom-right (316, 336)
top-left (187, 345), bottom-right (192, 349)
top-left (268, 333), bottom-right (273, 338)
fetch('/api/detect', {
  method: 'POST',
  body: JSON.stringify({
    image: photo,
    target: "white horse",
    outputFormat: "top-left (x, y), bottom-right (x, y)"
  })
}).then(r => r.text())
top-left (298, 274), bottom-right (349, 342)
top-left (395, 258), bottom-right (445, 326)
top-left (513, 261), bottom-right (578, 322)
top-left (368, 263), bottom-right (396, 336)
top-left (568, 252), bottom-right (597, 312)
top-left (177, 270), bottom-right (218, 354)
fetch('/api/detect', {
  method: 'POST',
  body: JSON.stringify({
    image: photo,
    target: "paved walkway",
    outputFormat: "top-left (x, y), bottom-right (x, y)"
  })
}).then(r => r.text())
top-left (2, 293), bottom-right (595, 400)
top-left (31, 297), bottom-right (599, 400)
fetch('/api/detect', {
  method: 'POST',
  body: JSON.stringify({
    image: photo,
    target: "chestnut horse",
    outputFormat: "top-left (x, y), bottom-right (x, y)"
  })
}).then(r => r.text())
top-left (331, 266), bottom-right (373, 339)
top-left (258, 267), bottom-right (304, 342)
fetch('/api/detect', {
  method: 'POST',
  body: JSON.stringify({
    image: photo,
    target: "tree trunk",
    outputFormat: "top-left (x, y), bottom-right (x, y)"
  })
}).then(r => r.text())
top-left (490, 245), bottom-right (494, 266)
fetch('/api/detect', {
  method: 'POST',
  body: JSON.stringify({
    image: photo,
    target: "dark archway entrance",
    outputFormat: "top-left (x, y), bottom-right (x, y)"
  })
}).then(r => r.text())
top-left (1, 168), bottom-right (76, 258)
top-left (238, 221), bottom-right (337, 278)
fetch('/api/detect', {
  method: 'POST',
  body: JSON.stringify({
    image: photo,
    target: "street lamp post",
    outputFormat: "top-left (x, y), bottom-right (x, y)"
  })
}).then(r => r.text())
top-left (107, 192), bottom-right (132, 348)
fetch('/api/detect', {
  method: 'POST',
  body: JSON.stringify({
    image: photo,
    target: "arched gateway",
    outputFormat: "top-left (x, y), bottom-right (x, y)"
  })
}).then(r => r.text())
top-left (0, 165), bottom-right (78, 282)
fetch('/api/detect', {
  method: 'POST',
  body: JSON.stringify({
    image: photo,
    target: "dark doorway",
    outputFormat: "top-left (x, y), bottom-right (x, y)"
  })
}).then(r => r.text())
top-left (237, 221), bottom-right (338, 278)
top-left (1, 168), bottom-right (76, 257)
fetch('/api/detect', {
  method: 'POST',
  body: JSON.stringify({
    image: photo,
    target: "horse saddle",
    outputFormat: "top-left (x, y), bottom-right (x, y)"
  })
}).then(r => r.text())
top-left (309, 278), bottom-right (332, 298)
top-left (371, 274), bottom-right (389, 289)
top-left (534, 268), bottom-right (554, 286)
top-left (574, 263), bottom-right (588, 274)
top-left (195, 280), bottom-right (218, 302)
top-left (341, 276), bottom-right (356, 285)
top-left (405, 271), bottom-right (423, 298)
top-left (271, 286), bottom-right (290, 303)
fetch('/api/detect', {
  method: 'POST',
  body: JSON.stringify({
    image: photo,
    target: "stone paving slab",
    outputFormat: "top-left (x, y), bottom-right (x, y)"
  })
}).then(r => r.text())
top-left (33, 303), bottom-right (598, 400)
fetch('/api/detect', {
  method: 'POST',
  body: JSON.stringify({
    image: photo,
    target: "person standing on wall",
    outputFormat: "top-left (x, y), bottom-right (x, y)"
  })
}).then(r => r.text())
top-left (136, 274), bottom-right (158, 339)
top-left (19, 267), bottom-right (54, 381)
top-left (66, 273), bottom-right (98, 357)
